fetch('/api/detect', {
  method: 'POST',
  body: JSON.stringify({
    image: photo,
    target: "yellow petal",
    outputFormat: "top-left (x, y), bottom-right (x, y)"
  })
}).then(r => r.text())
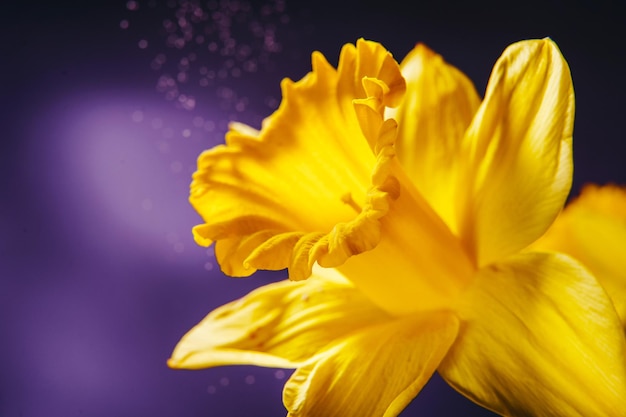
top-left (458, 38), bottom-right (574, 266)
top-left (386, 43), bottom-right (481, 234)
top-left (439, 252), bottom-right (626, 416)
top-left (283, 310), bottom-right (459, 417)
top-left (337, 39), bottom-right (407, 131)
top-left (333, 162), bottom-right (475, 315)
top-left (167, 268), bottom-right (391, 369)
top-left (303, 85), bottom-right (473, 315)
top-left (532, 183), bottom-right (626, 326)
top-left (215, 230), bottom-right (279, 276)
top-left (189, 39), bottom-right (405, 279)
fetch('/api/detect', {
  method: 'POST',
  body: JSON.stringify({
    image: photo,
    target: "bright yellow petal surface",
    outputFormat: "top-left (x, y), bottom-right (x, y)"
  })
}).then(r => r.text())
top-left (283, 310), bottom-right (459, 417)
top-left (458, 39), bottom-right (574, 266)
top-left (168, 268), bottom-right (392, 369)
top-left (386, 43), bottom-right (481, 234)
top-left (325, 87), bottom-right (475, 315)
top-left (190, 39), bottom-right (405, 278)
top-left (439, 252), bottom-right (626, 416)
top-left (532, 184), bottom-right (626, 326)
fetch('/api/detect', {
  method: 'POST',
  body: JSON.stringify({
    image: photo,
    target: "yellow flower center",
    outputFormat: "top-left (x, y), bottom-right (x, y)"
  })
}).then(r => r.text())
top-left (334, 158), bottom-right (475, 315)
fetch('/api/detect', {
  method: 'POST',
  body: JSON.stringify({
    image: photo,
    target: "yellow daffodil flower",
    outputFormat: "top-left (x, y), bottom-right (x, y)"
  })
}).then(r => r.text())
top-left (532, 184), bottom-right (626, 329)
top-left (169, 38), bottom-right (626, 416)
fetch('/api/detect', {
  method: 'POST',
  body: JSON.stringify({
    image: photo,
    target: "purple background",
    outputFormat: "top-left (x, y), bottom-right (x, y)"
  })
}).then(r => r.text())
top-left (2, 1), bottom-right (625, 416)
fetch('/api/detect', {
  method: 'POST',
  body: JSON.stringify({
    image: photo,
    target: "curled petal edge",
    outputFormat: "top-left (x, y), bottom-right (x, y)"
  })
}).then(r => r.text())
top-left (192, 40), bottom-right (406, 281)
top-left (246, 83), bottom-right (402, 280)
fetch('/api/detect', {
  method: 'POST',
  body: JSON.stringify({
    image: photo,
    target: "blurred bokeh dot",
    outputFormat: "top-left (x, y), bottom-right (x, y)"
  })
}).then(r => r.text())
top-left (192, 116), bottom-right (204, 127)
top-left (170, 160), bottom-right (183, 173)
top-left (131, 110), bottom-right (144, 122)
top-left (126, 0), bottom-right (139, 11)
top-left (151, 117), bottom-right (163, 129)
top-left (156, 140), bottom-right (170, 154)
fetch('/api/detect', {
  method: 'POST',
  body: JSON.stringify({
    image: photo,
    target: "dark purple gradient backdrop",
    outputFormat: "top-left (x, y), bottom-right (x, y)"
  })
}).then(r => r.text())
top-left (2, 1), bottom-right (625, 416)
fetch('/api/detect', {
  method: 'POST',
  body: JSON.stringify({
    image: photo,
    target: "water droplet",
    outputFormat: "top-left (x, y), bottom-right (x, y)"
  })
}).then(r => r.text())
top-left (151, 118), bottom-right (163, 129)
top-left (126, 0), bottom-right (139, 11)
top-left (243, 59), bottom-right (257, 72)
top-left (244, 375), bottom-right (255, 385)
top-left (204, 261), bottom-right (214, 271)
top-left (178, 96), bottom-right (196, 111)
top-left (265, 96), bottom-right (278, 109)
top-left (207, 385), bottom-right (216, 394)
top-left (174, 38), bottom-right (186, 49)
top-left (164, 90), bottom-right (178, 101)
top-left (274, 370), bottom-right (286, 379)
top-left (131, 110), bottom-right (144, 122)
top-left (123, 0), bottom-right (298, 116)
top-left (217, 68), bottom-right (228, 79)
top-left (156, 140), bottom-right (170, 154)
top-left (170, 160), bottom-right (183, 173)
top-left (219, 377), bottom-right (230, 386)
top-left (217, 87), bottom-right (234, 99)
top-left (192, 116), bottom-right (205, 127)
top-left (203, 120), bottom-right (216, 131)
